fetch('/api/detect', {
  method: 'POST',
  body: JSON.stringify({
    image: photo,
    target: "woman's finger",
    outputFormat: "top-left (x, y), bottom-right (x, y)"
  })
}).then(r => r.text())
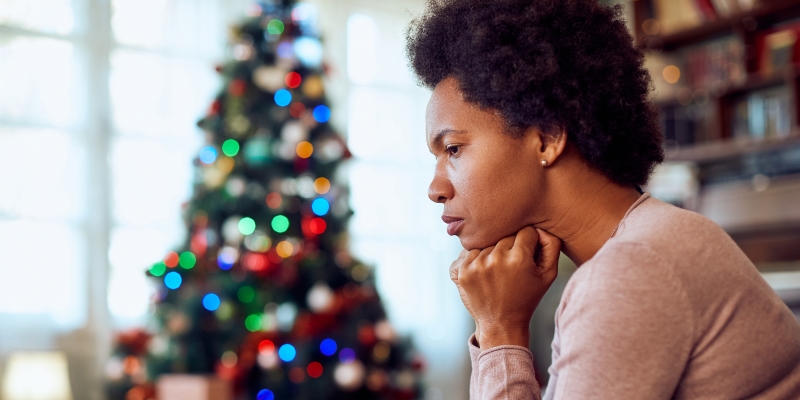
top-left (494, 234), bottom-right (516, 252)
top-left (535, 228), bottom-right (562, 277)
top-left (511, 226), bottom-right (539, 258)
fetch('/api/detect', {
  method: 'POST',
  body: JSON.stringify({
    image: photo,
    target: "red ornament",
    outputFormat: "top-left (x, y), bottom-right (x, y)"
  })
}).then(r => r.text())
top-left (209, 99), bottom-right (221, 114)
top-left (307, 362), bottom-right (323, 378)
top-left (115, 328), bottom-right (152, 355)
top-left (229, 79), bottom-right (247, 96)
top-left (289, 102), bottom-right (306, 118)
top-left (358, 324), bottom-right (377, 346)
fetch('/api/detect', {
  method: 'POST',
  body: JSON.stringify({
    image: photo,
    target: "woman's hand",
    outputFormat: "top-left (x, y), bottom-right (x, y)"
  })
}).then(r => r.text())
top-left (450, 226), bottom-right (561, 350)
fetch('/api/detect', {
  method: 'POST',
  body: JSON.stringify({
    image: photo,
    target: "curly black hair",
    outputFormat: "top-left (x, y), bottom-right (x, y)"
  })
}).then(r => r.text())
top-left (406, 0), bottom-right (663, 188)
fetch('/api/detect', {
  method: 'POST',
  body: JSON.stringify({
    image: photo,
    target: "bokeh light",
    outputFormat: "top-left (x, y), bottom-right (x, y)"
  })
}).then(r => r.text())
top-left (309, 218), bottom-right (326, 234)
top-left (312, 105), bottom-right (330, 123)
top-left (279, 344), bottom-right (296, 362)
top-left (274, 89), bottom-right (292, 107)
top-left (259, 340), bottom-right (276, 355)
top-left (296, 141), bottom-right (313, 158)
top-left (307, 362), bottom-right (323, 378)
top-left (320, 338), bottom-right (337, 356)
top-left (313, 177), bottom-right (330, 194)
top-left (339, 348), bottom-right (356, 364)
top-left (202, 293), bottom-right (221, 311)
top-left (267, 19), bottom-right (285, 35)
top-left (266, 192), bottom-right (282, 208)
top-left (257, 389), bottom-right (275, 400)
top-left (244, 231), bottom-right (271, 252)
top-left (164, 251), bottom-right (179, 268)
top-left (221, 139), bottom-right (240, 157)
top-left (217, 247), bottom-right (238, 270)
top-left (663, 65), bottom-right (681, 84)
top-left (179, 251), bottom-right (196, 269)
top-left (149, 261), bottom-right (166, 277)
top-left (238, 217), bottom-right (256, 235)
top-left (164, 271), bottom-right (182, 290)
top-left (276, 241), bottom-right (294, 258)
top-left (245, 314), bottom-right (262, 332)
top-left (289, 102), bottom-right (306, 118)
top-left (311, 198), bottom-right (330, 216)
top-left (199, 146), bottom-right (218, 164)
top-left (271, 215), bottom-right (289, 233)
top-left (238, 286), bottom-right (255, 303)
top-left (285, 72), bottom-right (302, 88)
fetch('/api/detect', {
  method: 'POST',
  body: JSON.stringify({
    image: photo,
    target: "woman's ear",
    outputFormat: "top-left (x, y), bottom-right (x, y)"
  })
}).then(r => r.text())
top-left (529, 127), bottom-right (567, 167)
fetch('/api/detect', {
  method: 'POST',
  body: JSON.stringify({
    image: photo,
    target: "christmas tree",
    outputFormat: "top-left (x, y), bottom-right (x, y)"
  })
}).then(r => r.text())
top-left (106, 1), bottom-right (424, 399)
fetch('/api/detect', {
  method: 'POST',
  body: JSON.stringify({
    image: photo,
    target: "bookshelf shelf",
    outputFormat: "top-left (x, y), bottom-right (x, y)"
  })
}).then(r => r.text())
top-left (665, 134), bottom-right (800, 163)
top-left (638, 0), bottom-right (800, 51)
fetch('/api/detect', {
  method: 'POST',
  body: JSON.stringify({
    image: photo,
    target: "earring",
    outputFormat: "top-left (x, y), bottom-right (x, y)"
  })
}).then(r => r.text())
top-left (541, 160), bottom-right (548, 166)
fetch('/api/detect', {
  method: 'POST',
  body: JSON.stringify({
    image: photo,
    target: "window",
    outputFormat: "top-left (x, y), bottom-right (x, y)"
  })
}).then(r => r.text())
top-left (0, 0), bottom-right (245, 335)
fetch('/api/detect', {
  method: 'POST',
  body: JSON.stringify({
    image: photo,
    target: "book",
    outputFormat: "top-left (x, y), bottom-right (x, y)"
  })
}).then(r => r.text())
top-left (654, 0), bottom-right (704, 35)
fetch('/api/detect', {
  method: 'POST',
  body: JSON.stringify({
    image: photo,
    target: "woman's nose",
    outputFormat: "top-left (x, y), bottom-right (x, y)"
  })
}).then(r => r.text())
top-left (428, 169), bottom-right (453, 204)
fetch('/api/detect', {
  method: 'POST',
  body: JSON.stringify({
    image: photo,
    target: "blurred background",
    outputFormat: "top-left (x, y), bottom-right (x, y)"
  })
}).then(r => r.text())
top-left (0, 0), bottom-right (799, 399)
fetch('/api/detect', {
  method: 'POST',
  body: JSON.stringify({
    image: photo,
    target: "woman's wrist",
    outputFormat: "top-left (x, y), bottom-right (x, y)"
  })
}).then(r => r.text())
top-left (478, 325), bottom-right (530, 350)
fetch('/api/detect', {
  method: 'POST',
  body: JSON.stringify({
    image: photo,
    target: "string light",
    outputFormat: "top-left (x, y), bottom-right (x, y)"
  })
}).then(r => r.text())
top-left (199, 146), bottom-right (218, 164)
top-left (313, 177), bottom-right (330, 194)
top-left (312, 198), bottom-right (330, 216)
top-left (245, 231), bottom-right (271, 252)
top-left (285, 72), bottom-right (302, 88)
top-left (179, 251), bottom-right (196, 269)
top-left (221, 139), bottom-right (240, 157)
top-left (307, 362), bottom-right (323, 378)
top-left (279, 344), bottom-right (297, 362)
top-left (313, 105), bottom-right (331, 123)
top-left (257, 389), bottom-right (275, 400)
top-left (267, 19), bottom-right (285, 35)
top-left (271, 215), bottom-right (289, 233)
top-left (339, 348), bottom-right (356, 364)
top-left (259, 340), bottom-right (276, 355)
top-left (164, 272), bottom-right (182, 290)
top-left (245, 314), bottom-right (262, 332)
top-left (276, 241), bottom-right (294, 258)
top-left (296, 141), bottom-right (313, 158)
top-left (202, 294), bottom-right (221, 311)
top-left (320, 338), bottom-right (337, 356)
top-left (164, 252), bottom-right (179, 268)
top-left (238, 217), bottom-right (256, 235)
top-left (309, 218), bottom-right (326, 234)
top-left (149, 261), bottom-right (166, 277)
top-left (274, 89), bottom-right (292, 107)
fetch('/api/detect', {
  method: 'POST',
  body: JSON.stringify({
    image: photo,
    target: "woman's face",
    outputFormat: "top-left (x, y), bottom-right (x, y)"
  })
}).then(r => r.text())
top-left (426, 77), bottom-right (546, 250)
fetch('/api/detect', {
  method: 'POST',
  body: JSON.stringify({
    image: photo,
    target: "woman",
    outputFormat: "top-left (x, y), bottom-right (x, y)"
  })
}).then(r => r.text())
top-left (406, 0), bottom-right (800, 399)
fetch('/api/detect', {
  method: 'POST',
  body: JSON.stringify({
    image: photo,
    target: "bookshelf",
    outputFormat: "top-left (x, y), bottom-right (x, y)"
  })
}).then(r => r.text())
top-left (634, 0), bottom-right (800, 274)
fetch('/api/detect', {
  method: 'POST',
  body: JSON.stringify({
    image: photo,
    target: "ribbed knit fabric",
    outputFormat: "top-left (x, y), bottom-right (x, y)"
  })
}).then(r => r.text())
top-left (468, 193), bottom-right (800, 399)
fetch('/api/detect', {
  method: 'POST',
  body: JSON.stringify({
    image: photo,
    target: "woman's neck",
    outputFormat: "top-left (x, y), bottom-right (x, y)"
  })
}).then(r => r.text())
top-left (538, 166), bottom-right (643, 267)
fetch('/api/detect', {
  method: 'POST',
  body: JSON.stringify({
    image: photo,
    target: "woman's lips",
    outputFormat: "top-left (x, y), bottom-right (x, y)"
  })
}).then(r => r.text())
top-left (441, 216), bottom-right (465, 236)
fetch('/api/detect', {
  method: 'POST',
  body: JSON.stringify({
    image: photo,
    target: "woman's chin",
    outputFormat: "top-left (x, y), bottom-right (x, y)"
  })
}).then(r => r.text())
top-left (458, 234), bottom-right (497, 251)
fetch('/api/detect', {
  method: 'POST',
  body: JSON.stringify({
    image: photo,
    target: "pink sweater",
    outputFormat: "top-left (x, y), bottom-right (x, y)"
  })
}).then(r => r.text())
top-left (468, 193), bottom-right (800, 399)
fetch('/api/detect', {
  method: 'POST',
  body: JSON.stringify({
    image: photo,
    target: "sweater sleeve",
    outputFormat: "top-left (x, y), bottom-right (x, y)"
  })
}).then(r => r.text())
top-left (468, 332), bottom-right (543, 400)
top-left (548, 242), bottom-right (693, 399)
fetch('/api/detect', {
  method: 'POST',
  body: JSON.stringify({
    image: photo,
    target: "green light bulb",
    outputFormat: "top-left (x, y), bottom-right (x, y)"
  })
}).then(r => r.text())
top-left (179, 251), bottom-right (196, 269)
top-left (239, 217), bottom-right (256, 235)
top-left (150, 261), bottom-right (167, 277)
top-left (222, 139), bottom-right (240, 157)
top-left (271, 215), bottom-right (289, 233)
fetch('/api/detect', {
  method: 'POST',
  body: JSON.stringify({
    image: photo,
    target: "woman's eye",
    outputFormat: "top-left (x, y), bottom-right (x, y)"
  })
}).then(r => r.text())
top-left (446, 145), bottom-right (460, 156)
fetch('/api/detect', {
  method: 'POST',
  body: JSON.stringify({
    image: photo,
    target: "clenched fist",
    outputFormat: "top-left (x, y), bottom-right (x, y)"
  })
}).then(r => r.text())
top-left (450, 226), bottom-right (561, 350)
